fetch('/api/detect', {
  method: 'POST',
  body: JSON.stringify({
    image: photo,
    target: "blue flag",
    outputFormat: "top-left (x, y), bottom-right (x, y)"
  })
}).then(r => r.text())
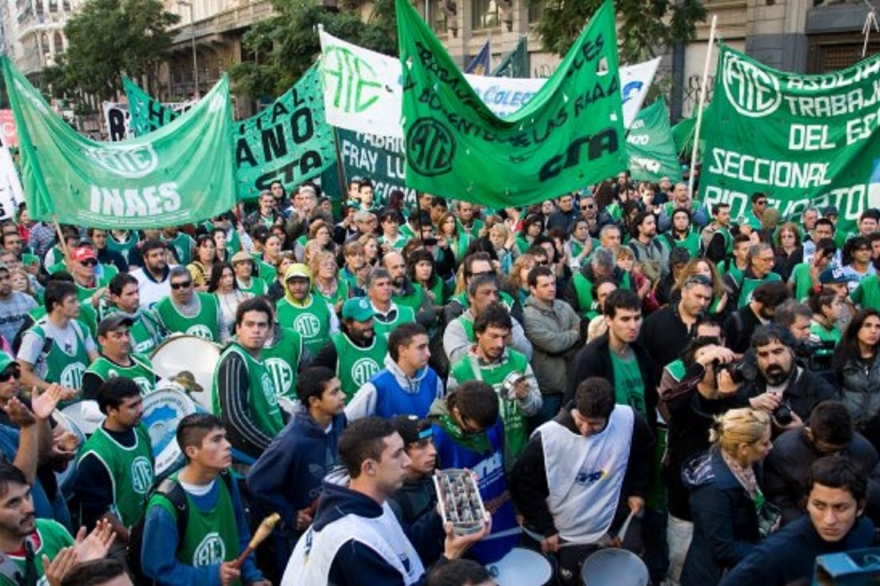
top-left (464, 40), bottom-right (491, 75)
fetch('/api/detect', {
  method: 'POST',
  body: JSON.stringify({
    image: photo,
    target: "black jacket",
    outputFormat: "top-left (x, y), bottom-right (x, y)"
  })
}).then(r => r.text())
top-left (639, 302), bottom-right (694, 369)
top-left (737, 366), bottom-right (838, 424)
top-left (565, 335), bottom-right (660, 428)
top-left (681, 448), bottom-right (763, 586)
top-left (508, 404), bottom-right (654, 537)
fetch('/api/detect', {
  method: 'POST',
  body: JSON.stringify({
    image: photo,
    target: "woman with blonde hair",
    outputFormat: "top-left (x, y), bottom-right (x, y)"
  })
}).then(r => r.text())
top-left (672, 258), bottom-right (729, 315)
top-left (681, 408), bottom-right (775, 586)
top-left (310, 250), bottom-right (348, 313)
top-left (359, 233), bottom-right (380, 267)
top-left (507, 254), bottom-right (537, 305)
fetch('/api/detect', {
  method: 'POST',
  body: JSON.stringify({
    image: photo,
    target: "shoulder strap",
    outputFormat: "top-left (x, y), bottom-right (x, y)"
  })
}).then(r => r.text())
top-left (152, 478), bottom-right (189, 542)
top-left (0, 552), bottom-right (24, 586)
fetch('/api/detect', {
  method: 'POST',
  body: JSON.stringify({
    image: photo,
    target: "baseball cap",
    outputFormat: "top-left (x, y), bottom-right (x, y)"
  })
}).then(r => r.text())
top-left (823, 205), bottom-right (839, 217)
top-left (0, 351), bottom-right (16, 375)
top-left (71, 246), bottom-right (97, 262)
top-left (97, 314), bottom-right (134, 336)
top-left (342, 297), bottom-right (376, 322)
top-left (0, 262), bottom-right (9, 274)
top-left (391, 415), bottom-right (433, 446)
top-left (819, 267), bottom-right (849, 285)
top-left (284, 263), bottom-right (311, 282)
top-left (231, 251), bottom-right (253, 265)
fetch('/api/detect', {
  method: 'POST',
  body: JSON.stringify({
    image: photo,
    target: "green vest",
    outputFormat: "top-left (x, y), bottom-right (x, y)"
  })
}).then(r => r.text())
top-left (450, 350), bottom-right (530, 460)
top-left (21, 252), bottom-right (40, 272)
top-left (809, 320), bottom-right (841, 356)
top-left (73, 267), bottom-right (116, 303)
top-left (28, 319), bottom-right (90, 391)
top-left (790, 263), bottom-right (815, 303)
top-left (28, 302), bottom-right (98, 340)
top-left (150, 472), bottom-right (240, 583)
top-left (78, 425), bottom-right (154, 528)
top-left (852, 277), bottom-right (880, 311)
top-left (156, 293), bottom-right (220, 342)
top-left (85, 354), bottom-right (156, 395)
top-left (314, 279), bottom-right (350, 309)
top-left (260, 327), bottom-right (304, 400)
top-left (98, 304), bottom-right (165, 355)
top-left (106, 232), bottom-right (139, 264)
top-left (4, 520), bottom-right (73, 586)
top-left (164, 233), bottom-right (195, 265)
top-left (237, 276), bottom-right (268, 297)
top-left (392, 285), bottom-right (424, 314)
top-left (736, 272), bottom-right (782, 308)
top-left (256, 259), bottom-right (277, 283)
top-left (276, 296), bottom-right (334, 356)
top-left (331, 332), bottom-right (388, 400)
top-left (374, 304), bottom-right (416, 339)
top-left (572, 273), bottom-right (597, 318)
top-left (212, 344), bottom-right (284, 438)
top-left (667, 230), bottom-right (701, 258)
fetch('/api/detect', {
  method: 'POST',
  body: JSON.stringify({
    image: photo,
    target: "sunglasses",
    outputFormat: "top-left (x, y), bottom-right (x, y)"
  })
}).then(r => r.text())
top-left (170, 281), bottom-right (192, 290)
top-left (581, 204), bottom-right (596, 210)
top-left (0, 370), bottom-right (20, 382)
top-left (79, 259), bottom-right (97, 267)
top-left (756, 200), bottom-right (768, 206)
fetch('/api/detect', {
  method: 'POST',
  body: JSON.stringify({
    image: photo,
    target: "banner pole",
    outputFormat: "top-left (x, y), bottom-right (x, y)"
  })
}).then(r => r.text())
top-left (332, 127), bottom-right (348, 200)
top-left (687, 14), bottom-right (717, 199)
top-left (52, 214), bottom-right (71, 264)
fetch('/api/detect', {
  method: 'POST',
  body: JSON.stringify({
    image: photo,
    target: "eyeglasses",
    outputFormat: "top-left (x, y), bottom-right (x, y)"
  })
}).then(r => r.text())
top-left (581, 203), bottom-right (596, 210)
top-left (170, 281), bottom-right (192, 290)
top-left (79, 259), bottom-right (97, 267)
top-left (684, 274), bottom-right (713, 287)
top-left (0, 369), bottom-right (20, 382)
top-left (756, 200), bottom-right (768, 206)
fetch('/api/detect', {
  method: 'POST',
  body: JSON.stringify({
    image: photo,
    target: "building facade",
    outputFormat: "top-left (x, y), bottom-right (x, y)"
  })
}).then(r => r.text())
top-left (2, 0), bottom-right (79, 77)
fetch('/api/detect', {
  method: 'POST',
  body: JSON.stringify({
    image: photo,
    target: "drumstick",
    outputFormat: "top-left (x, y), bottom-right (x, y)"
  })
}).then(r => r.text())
top-left (230, 513), bottom-right (280, 569)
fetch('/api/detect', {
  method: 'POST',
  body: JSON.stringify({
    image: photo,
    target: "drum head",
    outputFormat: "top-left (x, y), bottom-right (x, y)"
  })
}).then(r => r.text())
top-left (581, 549), bottom-right (648, 586)
top-left (150, 335), bottom-right (220, 413)
top-left (60, 400), bottom-right (105, 436)
top-left (142, 389), bottom-right (196, 478)
top-left (486, 547), bottom-right (553, 586)
top-left (52, 409), bottom-right (86, 495)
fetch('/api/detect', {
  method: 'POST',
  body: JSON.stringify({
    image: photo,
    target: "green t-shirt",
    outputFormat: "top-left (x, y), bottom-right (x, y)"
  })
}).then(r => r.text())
top-left (106, 232), bottom-right (139, 264)
top-left (851, 277), bottom-right (880, 311)
top-left (610, 349), bottom-right (646, 416)
top-left (789, 263), bottom-right (815, 303)
top-left (164, 233), bottom-right (196, 266)
top-left (809, 319), bottom-right (841, 356)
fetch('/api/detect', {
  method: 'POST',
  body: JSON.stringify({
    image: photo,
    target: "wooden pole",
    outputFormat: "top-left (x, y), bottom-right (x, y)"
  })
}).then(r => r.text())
top-left (687, 14), bottom-right (718, 199)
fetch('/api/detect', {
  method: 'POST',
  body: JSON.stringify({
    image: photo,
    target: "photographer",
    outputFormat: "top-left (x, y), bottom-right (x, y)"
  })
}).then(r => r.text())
top-left (737, 325), bottom-right (837, 432)
top-left (660, 336), bottom-right (743, 585)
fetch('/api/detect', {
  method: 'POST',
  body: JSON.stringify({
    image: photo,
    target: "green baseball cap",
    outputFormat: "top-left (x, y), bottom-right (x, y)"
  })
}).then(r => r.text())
top-left (0, 352), bottom-right (16, 375)
top-left (342, 297), bottom-right (376, 322)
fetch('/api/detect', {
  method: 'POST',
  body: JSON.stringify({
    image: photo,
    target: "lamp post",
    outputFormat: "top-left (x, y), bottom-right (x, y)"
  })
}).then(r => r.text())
top-left (177, 0), bottom-right (198, 98)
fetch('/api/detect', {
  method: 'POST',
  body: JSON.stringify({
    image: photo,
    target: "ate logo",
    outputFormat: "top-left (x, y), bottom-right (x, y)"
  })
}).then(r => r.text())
top-left (186, 324), bottom-right (214, 340)
top-left (60, 363), bottom-right (85, 390)
top-left (323, 47), bottom-right (384, 114)
top-left (407, 118), bottom-right (455, 177)
top-left (131, 456), bottom-right (154, 495)
top-left (264, 357), bottom-right (293, 395)
top-left (82, 144), bottom-right (159, 179)
top-left (293, 313), bottom-right (322, 338)
top-left (722, 51), bottom-right (781, 118)
top-left (192, 532), bottom-right (226, 567)
top-left (351, 357), bottom-right (380, 386)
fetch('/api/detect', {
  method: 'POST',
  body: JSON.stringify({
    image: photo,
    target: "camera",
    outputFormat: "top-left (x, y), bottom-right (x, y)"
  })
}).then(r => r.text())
top-left (773, 403), bottom-right (793, 426)
top-left (715, 359), bottom-right (756, 384)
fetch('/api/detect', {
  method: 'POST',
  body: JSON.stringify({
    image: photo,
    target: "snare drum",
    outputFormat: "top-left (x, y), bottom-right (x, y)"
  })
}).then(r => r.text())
top-left (486, 547), bottom-right (553, 586)
top-left (60, 400), bottom-right (105, 436)
top-left (141, 388), bottom-right (197, 478)
top-left (581, 549), bottom-right (648, 586)
top-left (150, 334), bottom-right (221, 413)
top-left (52, 409), bottom-right (86, 496)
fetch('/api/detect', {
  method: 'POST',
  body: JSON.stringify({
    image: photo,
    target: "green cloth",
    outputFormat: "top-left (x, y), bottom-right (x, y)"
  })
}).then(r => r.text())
top-left (212, 343), bottom-right (284, 438)
top-left (396, 0), bottom-right (626, 208)
top-left (2, 58), bottom-right (238, 228)
top-left (155, 293), bottom-right (220, 342)
top-left (85, 354), bottom-right (156, 395)
top-left (626, 101), bottom-right (682, 182)
top-left (1, 520), bottom-right (73, 586)
top-left (276, 296), bottom-right (333, 355)
top-left (610, 350), bottom-right (646, 416)
top-left (331, 332), bottom-right (388, 400)
top-left (852, 277), bottom-right (880, 310)
top-left (260, 326), bottom-right (304, 400)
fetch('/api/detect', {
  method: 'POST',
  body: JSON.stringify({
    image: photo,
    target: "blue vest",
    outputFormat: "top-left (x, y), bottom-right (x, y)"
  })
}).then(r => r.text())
top-left (372, 368), bottom-right (439, 419)
top-left (431, 419), bottom-right (518, 564)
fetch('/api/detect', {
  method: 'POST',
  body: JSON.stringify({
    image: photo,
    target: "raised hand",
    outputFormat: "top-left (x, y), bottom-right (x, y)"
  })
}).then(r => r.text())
top-left (71, 518), bottom-right (116, 562)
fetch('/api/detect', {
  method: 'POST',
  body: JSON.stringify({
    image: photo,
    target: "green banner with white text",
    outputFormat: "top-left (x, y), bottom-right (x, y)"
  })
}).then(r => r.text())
top-left (626, 101), bottom-right (681, 183)
top-left (701, 45), bottom-right (880, 235)
top-left (2, 58), bottom-right (238, 228)
top-left (396, 0), bottom-right (626, 208)
top-left (125, 65), bottom-right (336, 200)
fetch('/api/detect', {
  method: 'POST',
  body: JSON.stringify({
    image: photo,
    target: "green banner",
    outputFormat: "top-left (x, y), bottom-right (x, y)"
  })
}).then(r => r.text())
top-left (492, 36), bottom-right (529, 78)
top-left (701, 45), bottom-right (880, 234)
top-left (626, 101), bottom-right (681, 183)
top-left (125, 65), bottom-right (336, 200)
top-left (396, 0), bottom-right (626, 208)
top-left (2, 58), bottom-right (237, 228)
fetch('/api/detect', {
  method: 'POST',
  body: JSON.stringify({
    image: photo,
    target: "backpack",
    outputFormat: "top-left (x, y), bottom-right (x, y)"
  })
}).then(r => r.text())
top-left (127, 470), bottom-right (234, 584)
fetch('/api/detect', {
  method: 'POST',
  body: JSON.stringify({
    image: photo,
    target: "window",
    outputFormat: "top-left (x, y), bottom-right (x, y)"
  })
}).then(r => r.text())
top-left (53, 32), bottom-right (63, 53)
top-left (472, 0), bottom-right (500, 30)
top-left (528, 0), bottom-right (543, 22)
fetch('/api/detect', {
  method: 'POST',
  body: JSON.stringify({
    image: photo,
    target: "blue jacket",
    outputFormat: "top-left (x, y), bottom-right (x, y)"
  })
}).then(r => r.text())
top-left (681, 448), bottom-right (761, 586)
top-left (314, 481), bottom-right (444, 585)
top-left (719, 515), bottom-right (875, 586)
top-left (247, 404), bottom-right (346, 528)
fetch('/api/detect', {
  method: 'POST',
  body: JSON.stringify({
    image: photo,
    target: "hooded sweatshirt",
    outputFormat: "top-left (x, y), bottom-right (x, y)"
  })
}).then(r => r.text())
top-left (345, 355), bottom-right (444, 421)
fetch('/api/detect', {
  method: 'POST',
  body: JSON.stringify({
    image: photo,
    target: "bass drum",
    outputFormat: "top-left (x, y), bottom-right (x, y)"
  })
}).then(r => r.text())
top-left (581, 549), bottom-right (648, 586)
top-left (141, 388), bottom-right (197, 479)
top-left (486, 547), bottom-right (554, 586)
top-left (59, 400), bottom-right (105, 436)
top-left (150, 334), bottom-right (221, 414)
top-left (52, 408), bottom-right (87, 497)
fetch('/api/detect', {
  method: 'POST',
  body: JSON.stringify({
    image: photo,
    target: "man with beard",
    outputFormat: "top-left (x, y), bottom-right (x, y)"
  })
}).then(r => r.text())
top-left (129, 240), bottom-right (174, 309)
top-left (0, 462), bottom-right (116, 585)
top-left (71, 377), bottom-right (153, 550)
top-left (313, 298), bottom-right (388, 401)
top-left (722, 281), bottom-right (791, 354)
top-left (628, 211), bottom-right (671, 280)
top-left (738, 325), bottom-right (837, 430)
top-left (383, 252), bottom-right (434, 329)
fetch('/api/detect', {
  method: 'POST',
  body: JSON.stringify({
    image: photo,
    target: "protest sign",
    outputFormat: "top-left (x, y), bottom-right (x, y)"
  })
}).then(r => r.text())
top-left (102, 102), bottom-right (131, 141)
top-left (123, 79), bottom-right (194, 136)
top-left (3, 57), bottom-right (238, 228)
top-left (701, 45), bottom-right (880, 234)
top-left (125, 66), bottom-right (336, 200)
top-left (319, 29), bottom-right (658, 138)
top-left (396, 0), bottom-right (626, 207)
top-left (626, 101), bottom-right (681, 183)
top-left (336, 129), bottom-right (416, 202)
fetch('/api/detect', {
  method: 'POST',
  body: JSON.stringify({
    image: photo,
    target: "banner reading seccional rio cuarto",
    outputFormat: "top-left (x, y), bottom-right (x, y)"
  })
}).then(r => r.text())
top-left (701, 45), bottom-right (880, 235)
top-left (2, 57), bottom-right (238, 228)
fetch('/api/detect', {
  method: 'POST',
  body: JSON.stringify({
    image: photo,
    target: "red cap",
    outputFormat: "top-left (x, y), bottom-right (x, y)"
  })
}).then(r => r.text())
top-left (71, 247), bottom-right (97, 262)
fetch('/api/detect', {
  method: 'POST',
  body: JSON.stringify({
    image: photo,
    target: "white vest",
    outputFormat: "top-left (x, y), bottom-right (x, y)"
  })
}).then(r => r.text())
top-left (281, 501), bottom-right (426, 586)
top-left (537, 405), bottom-right (635, 543)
